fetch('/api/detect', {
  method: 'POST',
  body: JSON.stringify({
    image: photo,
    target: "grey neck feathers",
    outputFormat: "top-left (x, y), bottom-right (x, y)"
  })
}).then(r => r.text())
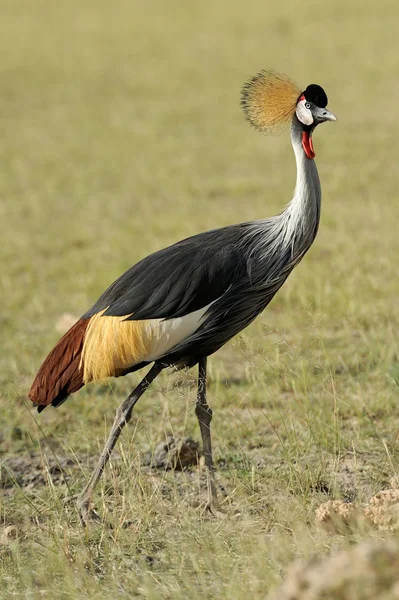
top-left (280, 115), bottom-right (321, 254)
top-left (245, 115), bottom-right (322, 274)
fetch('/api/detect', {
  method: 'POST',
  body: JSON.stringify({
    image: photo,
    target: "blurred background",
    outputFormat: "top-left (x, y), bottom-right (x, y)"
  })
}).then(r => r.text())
top-left (1, 0), bottom-right (399, 595)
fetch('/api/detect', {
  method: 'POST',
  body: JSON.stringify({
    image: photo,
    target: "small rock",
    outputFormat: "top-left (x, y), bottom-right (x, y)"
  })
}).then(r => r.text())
top-left (269, 539), bottom-right (399, 600)
top-left (364, 489), bottom-right (399, 532)
top-left (145, 436), bottom-right (200, 470)
top-left (0, 526), bottom-right (18, 546)
top-left (315, 499), bottom-right (358, 531)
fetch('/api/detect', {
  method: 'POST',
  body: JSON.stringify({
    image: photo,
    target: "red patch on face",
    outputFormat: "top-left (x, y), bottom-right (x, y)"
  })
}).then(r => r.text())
top-left (302, 131), bottom-right (315, 159)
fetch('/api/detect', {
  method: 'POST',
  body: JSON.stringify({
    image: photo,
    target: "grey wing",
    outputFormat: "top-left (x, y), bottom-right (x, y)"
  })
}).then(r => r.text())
top-left (83, 224), bottom-right (250, 322)
top-left (165, 270), bottom-right (290, 363)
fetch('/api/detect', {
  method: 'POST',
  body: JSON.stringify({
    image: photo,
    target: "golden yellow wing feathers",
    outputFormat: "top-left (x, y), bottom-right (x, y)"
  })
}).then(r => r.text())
top-left (80, 304), bottom-right (211, 384)
top-left (81, 311), bottom-right (149, 383)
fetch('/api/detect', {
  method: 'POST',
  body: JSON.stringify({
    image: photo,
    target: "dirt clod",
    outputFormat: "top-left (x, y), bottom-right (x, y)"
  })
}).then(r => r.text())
top-left (0, 525), bottom-right (18, 545)
top-left (269, 539), bottom-right (399, 600)
top-left (315, 500), bottom-right (358, 531)
top-left (364, 489), bottom-right (399, 532)
top-left (316, 485), bottom-right (399, 533)
top-left (143, 437), bottom-right (200, 470)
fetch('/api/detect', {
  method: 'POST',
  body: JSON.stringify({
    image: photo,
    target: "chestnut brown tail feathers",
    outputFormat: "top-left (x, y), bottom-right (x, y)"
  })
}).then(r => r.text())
top-left (29, 319), bottom-right (89, 412)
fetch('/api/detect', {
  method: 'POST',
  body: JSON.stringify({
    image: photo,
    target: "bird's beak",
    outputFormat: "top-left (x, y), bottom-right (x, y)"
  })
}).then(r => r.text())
top-left (323, 109), bottom-right (337, 122)
top-left (316, 108), bottom-right (338, 123)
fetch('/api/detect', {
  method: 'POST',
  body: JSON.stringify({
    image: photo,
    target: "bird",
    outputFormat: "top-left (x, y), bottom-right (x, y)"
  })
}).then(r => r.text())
top-left (29, 69), bottom-right (337, 522)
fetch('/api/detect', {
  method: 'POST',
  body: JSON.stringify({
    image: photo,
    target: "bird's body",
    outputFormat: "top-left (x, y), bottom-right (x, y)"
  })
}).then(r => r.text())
top-left (30, 117), bottom-right (320, 407)
top-left (29, 70), bottom-right (336, 521)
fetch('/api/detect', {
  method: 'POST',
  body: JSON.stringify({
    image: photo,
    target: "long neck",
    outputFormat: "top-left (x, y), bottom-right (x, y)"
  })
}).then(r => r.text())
top-left (280, 115), bottom-right (321, 253)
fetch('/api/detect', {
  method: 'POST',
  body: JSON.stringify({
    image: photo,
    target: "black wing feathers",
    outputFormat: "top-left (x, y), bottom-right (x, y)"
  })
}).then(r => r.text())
top-left (83, 225), bottom-right (249, 321)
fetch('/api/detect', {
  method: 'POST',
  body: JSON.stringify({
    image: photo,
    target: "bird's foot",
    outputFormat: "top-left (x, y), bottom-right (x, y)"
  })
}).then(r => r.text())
top-left (206, 500), bottom-right (225, 519)
top-left (76, 496), bottom-right (102, 526)
top-left (204, 475), bottom-right (226, 517)
top-left (201, 491), bottom-right (226, 518)
top-left (63, 494), bottom-right (101, 526)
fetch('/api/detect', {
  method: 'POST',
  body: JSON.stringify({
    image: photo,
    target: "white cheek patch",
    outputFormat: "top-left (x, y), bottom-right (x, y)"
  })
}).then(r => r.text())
top-left (296, 99), bottom-right (314, 126)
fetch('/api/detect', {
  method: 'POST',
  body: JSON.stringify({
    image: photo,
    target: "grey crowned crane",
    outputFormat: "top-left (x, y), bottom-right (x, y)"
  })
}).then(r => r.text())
top-left (29, 70), bottom-right (337, 521)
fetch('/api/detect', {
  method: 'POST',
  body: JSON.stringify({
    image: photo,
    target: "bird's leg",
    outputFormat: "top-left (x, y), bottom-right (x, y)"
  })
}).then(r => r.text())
top-left (195, 357), bottom-right (220, 511)
top-left (77, 362), bottom-right (164, 524)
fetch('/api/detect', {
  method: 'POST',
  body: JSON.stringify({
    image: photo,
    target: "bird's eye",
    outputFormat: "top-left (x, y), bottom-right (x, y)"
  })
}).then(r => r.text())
top-left (305, 102), bottom-right (311, 109)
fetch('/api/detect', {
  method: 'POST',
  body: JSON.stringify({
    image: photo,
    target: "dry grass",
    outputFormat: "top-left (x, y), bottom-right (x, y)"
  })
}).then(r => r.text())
top-left (1, 0), bottom-right (399, 597)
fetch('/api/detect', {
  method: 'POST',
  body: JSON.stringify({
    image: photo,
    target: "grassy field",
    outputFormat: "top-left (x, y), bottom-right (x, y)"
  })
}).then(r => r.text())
top-left (1, 0), bottom-right (399, 597)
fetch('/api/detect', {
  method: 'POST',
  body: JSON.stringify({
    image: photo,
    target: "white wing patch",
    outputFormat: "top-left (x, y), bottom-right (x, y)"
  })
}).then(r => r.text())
top-left (82, 302), bottom-right (214, 383)
top-left (144, 303), bottom-right (212, 361)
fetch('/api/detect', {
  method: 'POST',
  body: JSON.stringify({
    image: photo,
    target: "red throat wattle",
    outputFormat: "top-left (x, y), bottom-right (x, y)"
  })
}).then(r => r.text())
top-left (302, 131), bottom-right (315, 159)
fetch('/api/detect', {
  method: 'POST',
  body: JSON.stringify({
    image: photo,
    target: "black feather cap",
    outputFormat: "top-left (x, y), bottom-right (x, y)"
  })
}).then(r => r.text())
top-left (302, 84), bottom-right (328, 108)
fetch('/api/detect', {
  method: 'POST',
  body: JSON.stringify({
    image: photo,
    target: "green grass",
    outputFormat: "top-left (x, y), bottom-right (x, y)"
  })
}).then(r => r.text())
top-left (1, 0), bottom-right (399, 597)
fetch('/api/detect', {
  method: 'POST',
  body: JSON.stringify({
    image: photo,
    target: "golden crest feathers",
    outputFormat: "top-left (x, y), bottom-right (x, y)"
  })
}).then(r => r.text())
top-left (241, 69), bottom-right (302, 133)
